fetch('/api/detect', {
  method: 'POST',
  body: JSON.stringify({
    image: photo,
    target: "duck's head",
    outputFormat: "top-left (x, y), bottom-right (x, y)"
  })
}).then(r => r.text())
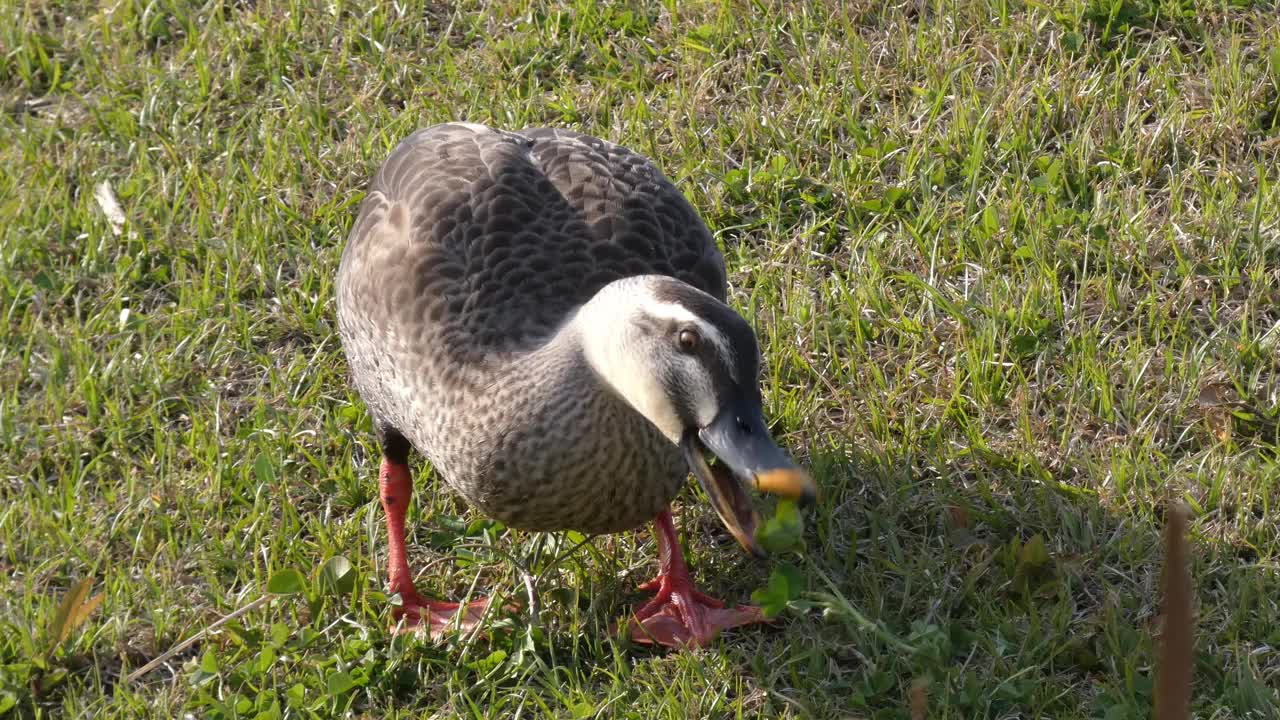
top-left (579, 275), bottom-right (816, 557)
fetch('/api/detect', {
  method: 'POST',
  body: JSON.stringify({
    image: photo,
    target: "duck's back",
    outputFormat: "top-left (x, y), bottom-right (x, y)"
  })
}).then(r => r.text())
top-left (337, 123), bottom-right (727, 362)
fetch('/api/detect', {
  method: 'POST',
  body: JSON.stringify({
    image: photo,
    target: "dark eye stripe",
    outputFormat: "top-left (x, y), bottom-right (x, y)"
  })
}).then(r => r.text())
top-left (649, 282), bottom-right (760, 385)
top-left (705, 342), bottom-right (740, 399)
top-left (666, 366), bottom-right (700, 427)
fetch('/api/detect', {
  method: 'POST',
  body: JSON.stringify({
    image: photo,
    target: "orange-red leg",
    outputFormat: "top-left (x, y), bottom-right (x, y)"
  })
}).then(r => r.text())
top-left (379, 459), bottom-right (490, 637)
top-left (626, 509), bottom-right (767, 648)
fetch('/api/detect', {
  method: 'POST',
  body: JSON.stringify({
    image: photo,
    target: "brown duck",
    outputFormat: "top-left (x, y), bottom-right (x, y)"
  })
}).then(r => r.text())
top-left (336, 122), bottom-right (815, 647)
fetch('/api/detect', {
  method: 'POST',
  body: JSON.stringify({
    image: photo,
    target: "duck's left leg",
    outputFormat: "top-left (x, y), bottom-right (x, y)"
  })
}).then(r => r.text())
top-left (626, 509), bottom-right (767, 648)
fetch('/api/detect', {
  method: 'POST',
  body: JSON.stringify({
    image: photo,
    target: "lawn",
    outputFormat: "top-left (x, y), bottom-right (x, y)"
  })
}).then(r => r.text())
top-left (2, 0), bottom-right (1279, 717)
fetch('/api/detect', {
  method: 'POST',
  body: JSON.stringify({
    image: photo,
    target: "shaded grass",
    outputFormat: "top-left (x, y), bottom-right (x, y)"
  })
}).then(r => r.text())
top-left (2, 0), bottom-right (1279, 717)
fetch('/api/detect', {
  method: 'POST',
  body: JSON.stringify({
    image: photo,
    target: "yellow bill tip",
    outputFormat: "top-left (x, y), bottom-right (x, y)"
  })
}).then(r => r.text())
top-left (754, 468), bottom-right (818, 505)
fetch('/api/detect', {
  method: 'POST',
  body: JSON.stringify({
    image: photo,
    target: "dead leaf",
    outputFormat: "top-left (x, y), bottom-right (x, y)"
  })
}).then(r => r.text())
top-left (93, 181), bottom-right (126, 237)
top-left (909, 677), bottom-right (927, 720)
top-left (1196, 383), bottom-right (1236, 409)
top-left (47, 577), bottom-right (103, 652)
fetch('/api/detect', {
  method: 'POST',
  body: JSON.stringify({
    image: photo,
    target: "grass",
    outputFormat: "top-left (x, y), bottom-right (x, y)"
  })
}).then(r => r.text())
top-left (2, 0), bottom-right (1279, 716)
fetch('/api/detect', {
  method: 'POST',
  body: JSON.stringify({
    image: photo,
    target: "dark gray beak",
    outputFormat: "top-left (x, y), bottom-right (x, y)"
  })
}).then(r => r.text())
top-left (682, 398), bottom-right (816, 557)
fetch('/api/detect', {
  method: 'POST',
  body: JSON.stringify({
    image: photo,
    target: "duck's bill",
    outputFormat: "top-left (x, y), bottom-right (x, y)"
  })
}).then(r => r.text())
top-left (681, 404), bottom-right (816, 558)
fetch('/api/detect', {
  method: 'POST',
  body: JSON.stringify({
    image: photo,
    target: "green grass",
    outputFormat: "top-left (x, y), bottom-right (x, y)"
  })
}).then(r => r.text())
top-left (2, 0), bottom-right (1279, 716)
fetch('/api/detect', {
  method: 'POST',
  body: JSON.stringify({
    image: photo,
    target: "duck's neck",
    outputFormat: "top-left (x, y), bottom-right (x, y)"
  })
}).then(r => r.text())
top-left (438, 305), bottom-right (687, 533)
top-left (512, 311), bottom-right (625, 419)
top-left (484, 301), bottom-right (667, 448)
top-left (461, 314), bottom-right (668, 475)
top-left (475, 314), bottom-right (609, 429)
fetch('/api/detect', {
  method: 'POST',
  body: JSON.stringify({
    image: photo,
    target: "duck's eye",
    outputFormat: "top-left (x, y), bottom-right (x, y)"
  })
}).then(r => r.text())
top-left (677, 328), bottom-right (700, 352)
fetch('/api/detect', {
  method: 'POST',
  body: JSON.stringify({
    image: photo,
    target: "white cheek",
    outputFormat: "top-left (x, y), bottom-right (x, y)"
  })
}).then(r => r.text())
top-left (601, 351), bottom-right (684, 443)
top-left (637, 381), bottom-right (685, 442)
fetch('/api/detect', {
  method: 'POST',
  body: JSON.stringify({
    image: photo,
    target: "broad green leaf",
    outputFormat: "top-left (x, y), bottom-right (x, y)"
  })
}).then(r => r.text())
top-left (253, 646), bottom-right (276, 674)
top-left (751, 562), bottom-right (806, 617)
top-left (318, 556), bottom-right (354, 595)
top-left (270, 622), bottom-right (290, 647)
top-left (39, 666), bottom-right (68, 691)
top-left (267, 568), bottom-right (306, 595)
top-left (982, 205), bottom-right (999, 234)
top-left (465, 649), bottom-right (508, 675)
top-left (191, 648), bottom-right (220, 687)
top-left (253, 454), bottom-right (276, 485)
top-left (1011, 333), bottom-right (1039, 356)
top-left (254, 700), bottom-right (282, 720)
top-left (1019, 534), bottom-right (1050, 570)
top-left (755, 500), bottom-right (805, 554)
top-left (326, 670), bottom-right (356, 696)
top-left (200, 649), bottom-right (219, 674)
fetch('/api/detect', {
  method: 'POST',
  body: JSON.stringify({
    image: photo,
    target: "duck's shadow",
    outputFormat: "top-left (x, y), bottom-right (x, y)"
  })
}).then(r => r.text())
top-left (422, 444), bottom-right (1268, 716)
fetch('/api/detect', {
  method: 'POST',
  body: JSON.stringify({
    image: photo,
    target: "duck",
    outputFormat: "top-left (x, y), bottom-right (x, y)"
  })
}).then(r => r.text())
top-left (335, 122), bottom-right (815, 648)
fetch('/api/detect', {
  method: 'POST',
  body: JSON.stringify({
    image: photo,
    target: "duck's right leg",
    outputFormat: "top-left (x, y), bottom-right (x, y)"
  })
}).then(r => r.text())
top-left (377, 429), bottom-right (492, 638)
top-left (625, 509), bottom-right (767, 648)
